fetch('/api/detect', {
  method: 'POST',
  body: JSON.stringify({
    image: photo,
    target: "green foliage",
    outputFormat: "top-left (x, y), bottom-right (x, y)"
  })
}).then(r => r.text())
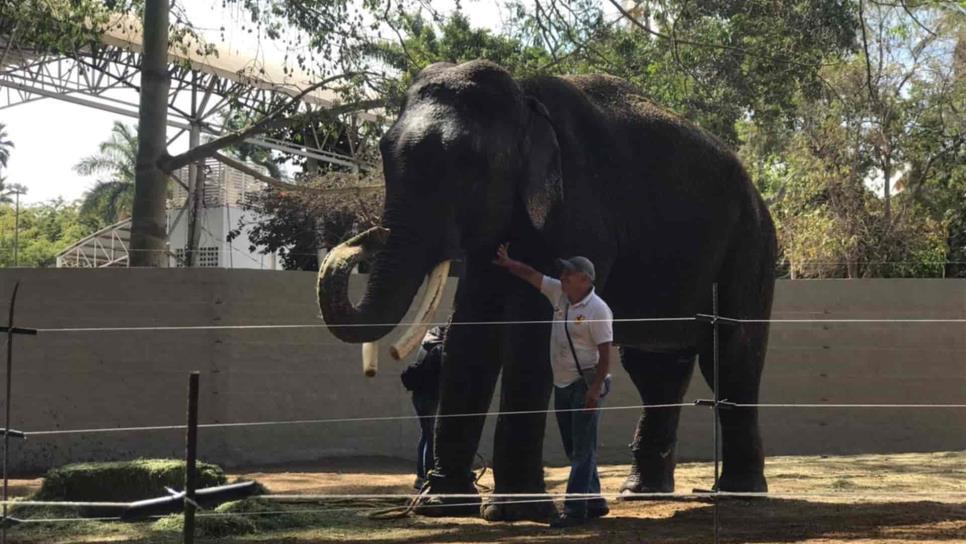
top-left (506, 0), bottom-right (858, 145)
top-left (153, 498), bottom-right (353, 538)
top-left (738, 3), bottom-right (963, 278)
top-left (6, 0), bottom-right (963, 277)
top-left (0, 199), bottom-right (91, 267)
top-left (358, 11), bottom-right (552, 110)
top-left (35, 458), bottom-right (227, 502)
top-left (0, 0), bottom-right (119, 56)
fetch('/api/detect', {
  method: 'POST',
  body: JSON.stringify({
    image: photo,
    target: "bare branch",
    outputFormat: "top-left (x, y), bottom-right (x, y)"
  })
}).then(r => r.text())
top-left (213, 152), bottom-right (384, 196)
top-left (858, 0), bottom-right (880, 105)
top-left (898, 0), bottom-right (938, 37)
top-left (161, 96), bottom-right (383, 172)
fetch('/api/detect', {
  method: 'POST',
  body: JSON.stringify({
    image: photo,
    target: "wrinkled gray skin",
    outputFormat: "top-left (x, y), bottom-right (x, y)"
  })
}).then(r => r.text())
top-left (318, 61), bottom-right (776, 522)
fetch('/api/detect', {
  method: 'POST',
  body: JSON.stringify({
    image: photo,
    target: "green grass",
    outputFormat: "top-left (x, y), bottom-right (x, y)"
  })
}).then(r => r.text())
top-left (35, 459), bottom-right (227, 502)
top-left (151, 498), bottom-right (351, 538)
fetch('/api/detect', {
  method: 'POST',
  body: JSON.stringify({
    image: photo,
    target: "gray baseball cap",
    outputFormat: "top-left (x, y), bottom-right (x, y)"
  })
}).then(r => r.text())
top-left (556, 256), bottom-right (596, 282)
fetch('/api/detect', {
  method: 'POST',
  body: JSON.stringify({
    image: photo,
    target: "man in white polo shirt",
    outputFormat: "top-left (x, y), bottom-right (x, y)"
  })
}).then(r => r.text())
top-left (493, 243), bottom-right (613, 527)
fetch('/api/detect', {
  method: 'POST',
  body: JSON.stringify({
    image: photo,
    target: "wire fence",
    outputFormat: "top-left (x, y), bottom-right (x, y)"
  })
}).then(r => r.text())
top-left (0, 280), bottom-right (963, 543)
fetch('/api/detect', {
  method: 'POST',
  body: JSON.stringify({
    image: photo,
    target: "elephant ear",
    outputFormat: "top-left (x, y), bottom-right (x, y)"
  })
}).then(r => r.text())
top-left (520, 97), bottom-right (563, 231)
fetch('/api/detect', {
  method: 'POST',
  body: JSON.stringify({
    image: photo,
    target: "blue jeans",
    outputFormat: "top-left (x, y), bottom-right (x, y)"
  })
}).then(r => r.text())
top-left (412, 392), bottom-right (438, 481)
top-left (554, 378), bottom-right (609, 517)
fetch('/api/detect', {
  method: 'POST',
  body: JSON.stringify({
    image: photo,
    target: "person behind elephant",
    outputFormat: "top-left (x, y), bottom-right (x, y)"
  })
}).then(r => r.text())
top-left (401, 326), bottom-right (446, 489)
top-left (493, 243), bottom-right (613, 527)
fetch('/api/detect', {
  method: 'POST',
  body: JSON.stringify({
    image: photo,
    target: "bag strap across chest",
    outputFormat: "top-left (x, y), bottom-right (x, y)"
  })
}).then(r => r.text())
top-left (563, 306), bottom-right (585, 374)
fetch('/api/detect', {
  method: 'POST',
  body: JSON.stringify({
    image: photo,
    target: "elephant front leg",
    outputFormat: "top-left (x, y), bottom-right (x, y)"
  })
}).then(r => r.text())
top-left (415, 271), bottom-right (504, 517)
top-left (482, 290), bottom-right (554, 522)
top-left (619, 348), bottom-right (695, 497)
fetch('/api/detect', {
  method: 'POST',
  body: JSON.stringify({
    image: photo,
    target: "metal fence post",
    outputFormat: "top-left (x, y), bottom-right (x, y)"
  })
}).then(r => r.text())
top-left (183, 372), bottom-right (200, 544)
top-left (711, 282), bottom-right (721, 544)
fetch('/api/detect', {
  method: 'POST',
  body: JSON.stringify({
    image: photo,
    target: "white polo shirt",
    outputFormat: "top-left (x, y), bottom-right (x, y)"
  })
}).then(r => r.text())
top-left (540, 276), bottom-right (614, 387)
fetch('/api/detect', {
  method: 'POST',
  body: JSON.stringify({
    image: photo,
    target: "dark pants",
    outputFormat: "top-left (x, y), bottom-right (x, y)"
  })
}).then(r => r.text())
top-left (554, 379), bottom-right (608, 517)
top-left (412, 392), bottom-right (438, 481)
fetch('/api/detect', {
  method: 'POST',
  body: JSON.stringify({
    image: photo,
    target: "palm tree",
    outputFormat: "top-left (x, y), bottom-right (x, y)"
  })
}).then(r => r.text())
top-left (74, 122), bottom-right (138, 227)
top-left (0, 123), bottom-right (13, 171)
top-left (0, 177), bottom-right (11, 204)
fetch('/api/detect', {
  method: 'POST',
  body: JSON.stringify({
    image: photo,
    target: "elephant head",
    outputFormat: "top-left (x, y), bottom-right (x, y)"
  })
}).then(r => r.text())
top-left (318, 60), bottom-right (562, 356)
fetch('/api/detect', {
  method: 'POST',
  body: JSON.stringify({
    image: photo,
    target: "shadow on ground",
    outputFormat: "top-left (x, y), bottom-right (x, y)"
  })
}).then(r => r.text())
top-left (209, 498), bottom-right (966, 544)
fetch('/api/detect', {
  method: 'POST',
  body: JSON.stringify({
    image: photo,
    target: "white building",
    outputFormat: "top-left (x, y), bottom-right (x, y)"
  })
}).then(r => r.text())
top-left (56, 159), bottom-right (280, 269)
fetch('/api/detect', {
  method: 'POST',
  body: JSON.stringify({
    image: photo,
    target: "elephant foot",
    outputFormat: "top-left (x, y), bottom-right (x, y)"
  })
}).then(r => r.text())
top-left (411, 473), bottom-right (480, 518)
top-left (413, 494), bottom-right (481, 517)
top-left (481, 496), bottom-right (555, 523)
top-left (717, 471), bottom-right (768, 494)
top-left (618, 479), bottom-right (674, 500)
top-left (619, 449), bottom-right (676, 499)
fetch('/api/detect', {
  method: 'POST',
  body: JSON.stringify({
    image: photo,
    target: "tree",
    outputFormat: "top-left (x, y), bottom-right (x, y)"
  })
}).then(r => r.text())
top-left (5, 0), bottom-right (387, 266)
top-left (511, 0), bottom-right (859, 145)
top-left (74, 122), bottom-right (138, 227)
top-left (738, 2), bottom-right (963, 278)
top-left (230, 9), bottom-right (556, 268)
top-left (229, 166), bottom-right (384, 270)
top-left (359, 11), bottom-right (552, 110)
top-left (0, 199), bottom-right (90, 267)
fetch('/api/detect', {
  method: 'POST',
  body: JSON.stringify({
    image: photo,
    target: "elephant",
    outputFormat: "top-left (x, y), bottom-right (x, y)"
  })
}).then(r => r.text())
top-left (318, 60), bottom-right (777, 522)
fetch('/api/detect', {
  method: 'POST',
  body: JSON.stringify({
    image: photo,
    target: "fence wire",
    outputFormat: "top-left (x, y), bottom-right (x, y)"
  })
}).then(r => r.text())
top-left (1, 289), bottom-right (964, 543)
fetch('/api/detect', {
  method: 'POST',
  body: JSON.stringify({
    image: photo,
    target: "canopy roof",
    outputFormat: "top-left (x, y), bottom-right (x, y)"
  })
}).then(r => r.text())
top-left (0, 12), bottom-right (379, 169)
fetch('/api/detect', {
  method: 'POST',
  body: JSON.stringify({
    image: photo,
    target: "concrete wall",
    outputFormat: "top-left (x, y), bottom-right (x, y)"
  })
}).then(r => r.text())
top-left (0, 269), bottom-right (962, 475)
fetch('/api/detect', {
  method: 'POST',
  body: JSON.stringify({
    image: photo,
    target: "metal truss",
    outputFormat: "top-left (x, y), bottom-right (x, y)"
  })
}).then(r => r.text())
top-left (54, 219), bottom-right (133, 268)
top-left (0, 33), bottom-right (372, 170)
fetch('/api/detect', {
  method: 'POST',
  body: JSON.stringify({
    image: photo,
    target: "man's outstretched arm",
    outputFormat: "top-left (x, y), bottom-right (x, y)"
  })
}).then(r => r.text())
top-left (492, 243), bottom-right (542, 290)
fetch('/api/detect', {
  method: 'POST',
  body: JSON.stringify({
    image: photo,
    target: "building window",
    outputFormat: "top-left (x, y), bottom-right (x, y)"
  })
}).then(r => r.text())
top-left (199, 247), bottom-right (220, 268)
top-left (174, 247), bottom-right (220, 268)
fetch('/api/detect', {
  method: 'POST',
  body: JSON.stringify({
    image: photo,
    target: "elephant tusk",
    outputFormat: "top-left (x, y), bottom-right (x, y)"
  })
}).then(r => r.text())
top-left (362, 342), bottom-right (379, 377)
top-left (390, 260), bottom-right (451, 361)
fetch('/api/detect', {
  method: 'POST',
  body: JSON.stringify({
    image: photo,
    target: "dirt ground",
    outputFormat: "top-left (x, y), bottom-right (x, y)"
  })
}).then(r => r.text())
top-left (7, 451), bottom-right (966, 544)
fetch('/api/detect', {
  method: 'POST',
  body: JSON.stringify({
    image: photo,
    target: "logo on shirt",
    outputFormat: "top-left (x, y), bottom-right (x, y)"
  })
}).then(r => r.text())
top-left (575, 314), bottom-right (585, 324)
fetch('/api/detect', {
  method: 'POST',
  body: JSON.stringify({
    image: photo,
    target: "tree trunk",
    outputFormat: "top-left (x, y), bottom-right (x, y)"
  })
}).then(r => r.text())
top-left (129, 0), bottom-right (170, 267)
top-left (883, 157), bottom-right (892, 227)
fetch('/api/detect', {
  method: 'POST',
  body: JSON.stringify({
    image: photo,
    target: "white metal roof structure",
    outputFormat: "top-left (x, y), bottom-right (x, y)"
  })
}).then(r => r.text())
top-left (55, 218), bottom-right (134, 268)
top-left (56, 158), bottom-right (271, 269)
top-left (0, 12), bottom-right (378, 169)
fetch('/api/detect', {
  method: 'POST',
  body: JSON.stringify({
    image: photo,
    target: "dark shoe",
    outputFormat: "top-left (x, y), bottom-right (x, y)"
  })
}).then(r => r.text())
top-left (587, 505), bottom-right (609, 519)
top-left (549, 513), bottom-right (590, 528)
top-left (413, 476), bottom-right (427, 490)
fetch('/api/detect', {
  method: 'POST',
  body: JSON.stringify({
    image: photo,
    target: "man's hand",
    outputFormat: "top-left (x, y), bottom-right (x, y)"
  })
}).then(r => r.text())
top-left (492, 242), bottom-right (543, 289)
top-left (585, 385), bottom-right (601, 409)
top-left (493, 243), bottom-right (512, 268)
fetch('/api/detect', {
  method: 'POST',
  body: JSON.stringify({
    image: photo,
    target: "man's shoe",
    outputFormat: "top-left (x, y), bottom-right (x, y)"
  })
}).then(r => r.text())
top-left (587, 505), bottom-right (609, 519)
top-left (549, 513), bottom-right (590, 528)
top-left (413, 476), bottom-right (427, 490)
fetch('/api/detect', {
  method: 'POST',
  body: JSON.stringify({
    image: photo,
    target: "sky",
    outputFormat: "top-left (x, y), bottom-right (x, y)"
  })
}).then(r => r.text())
top-left (0, 0), bottom-right (508, 204)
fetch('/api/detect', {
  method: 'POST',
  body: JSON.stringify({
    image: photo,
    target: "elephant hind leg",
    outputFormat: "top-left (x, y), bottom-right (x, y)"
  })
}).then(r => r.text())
top-left (698, 217), bottom-right (774, 493)
top-left (697, 324), bottom-right (768, 492)
top-left (619, 347), bottom-right (696, 497)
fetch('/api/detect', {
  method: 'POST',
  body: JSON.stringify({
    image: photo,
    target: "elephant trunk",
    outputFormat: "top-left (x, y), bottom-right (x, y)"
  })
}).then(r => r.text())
top-left (317, 226), bottom-right (450, 354)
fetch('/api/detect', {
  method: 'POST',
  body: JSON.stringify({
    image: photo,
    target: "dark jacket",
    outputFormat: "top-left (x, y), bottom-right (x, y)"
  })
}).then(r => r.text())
top-left (401, 326), bottom-right (445, 394)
